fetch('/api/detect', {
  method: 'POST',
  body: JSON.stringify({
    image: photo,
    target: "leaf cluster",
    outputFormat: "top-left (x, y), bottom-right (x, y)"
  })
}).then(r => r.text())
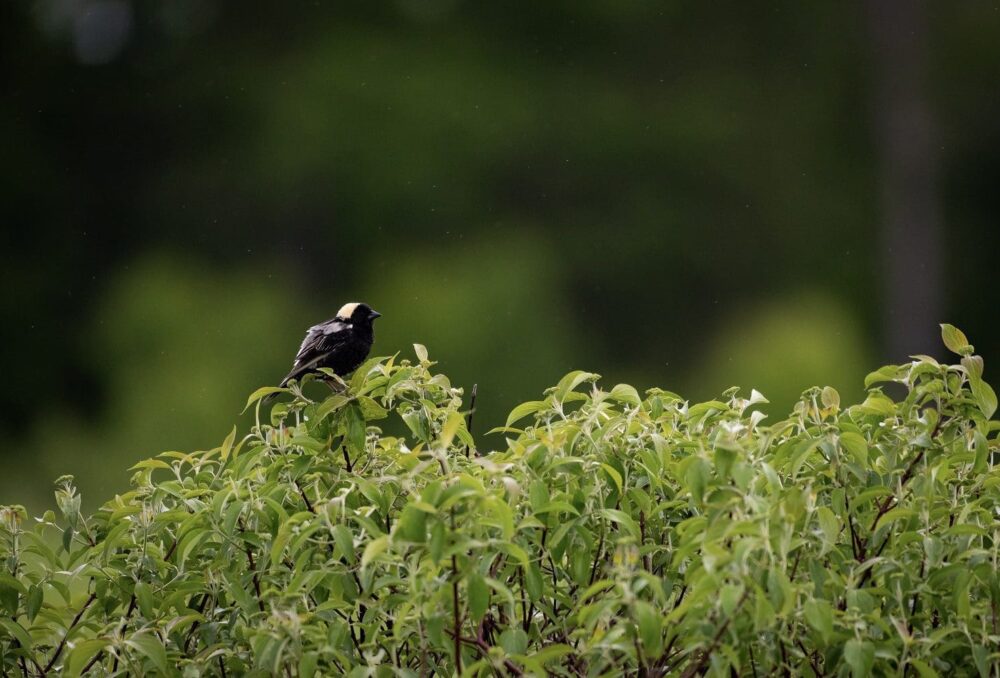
top-left (2, 328), bottom-right (999, 676)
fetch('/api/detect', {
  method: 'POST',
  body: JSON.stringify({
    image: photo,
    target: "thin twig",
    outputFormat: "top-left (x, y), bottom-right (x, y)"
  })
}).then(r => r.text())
top-left (184, 593), bottom-right (211, 654)
top-left (295, 480), bottom-right (315, 513)
top-left (639, 512), bottom-right (651, 571)
top-left (446, 631), bottom-right (524, 676)
top-left (588, 529), bottom-right (605, 586)
top-left (43, 592), bottom-right (97, 672)
top-left (851, 413), bottom-right (947, 597)
top-left (796, 638), bottom-right (824, 676)
top-left (347, 617), bottom-right (364, 658)
top-left (518, 566), bottom-right (529, 632)
top-left (789, 549), bottom-right (803, 581)
top-left (238, 519), bottom-right (266, 612)
top-left (656, 584), bottom-right (688, 668)
top-left (80, 647), bottom-right (106, 675)
top-left (451, 508), bottom-right (462, 674)
top-left (847, 511), bottom-right (862, 561)
top-left (678, 589), bottom-right (749, 678)
top-left (111, 594), bottom-right (138, 672)
top-left (633, 635), bottom-right (648, 677)
top-left (465, 383), bottom-right (478, 457)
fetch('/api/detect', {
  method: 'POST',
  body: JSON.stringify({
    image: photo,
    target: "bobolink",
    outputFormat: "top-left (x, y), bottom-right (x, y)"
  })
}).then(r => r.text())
top-left (278, 302), bottom-right (381, 390)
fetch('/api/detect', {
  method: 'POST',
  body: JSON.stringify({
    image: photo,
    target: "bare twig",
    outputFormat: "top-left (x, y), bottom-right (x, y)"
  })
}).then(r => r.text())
top-left (678, 589), bottom-right (749, 678)
top-left (110, 594), bottom-right (138, 672)
top-left (639, 512), bottom-right (652, 571)
top-left (184, 593), bottom-right (211, 654)
top-left (238, 519), bottom-right (266, 612)
top-left (465, 383), bottom-right (478, 457)
top-left (796, 638), bottom-right (824, 676)
top-left (295, 480), bottom-right (315, 513)
top-left (446, 630), bottom-right (524, 676)
top-left (588, 529), bottom-right (605, 586)
top-left (451, 510), bottom-right (462, 674)
top-left (43, 592), bottom-right (97, 672)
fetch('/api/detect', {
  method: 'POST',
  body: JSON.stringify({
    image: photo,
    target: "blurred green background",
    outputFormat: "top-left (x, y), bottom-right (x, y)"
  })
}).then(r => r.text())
top-left (2, 1), bottom-right (998, 511)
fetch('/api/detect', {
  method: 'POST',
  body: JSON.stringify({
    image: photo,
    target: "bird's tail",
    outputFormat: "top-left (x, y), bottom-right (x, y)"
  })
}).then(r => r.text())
top-left (265, 355), bottom-right (329, 403)
top-left (264, 371), bottom-right (299, 403)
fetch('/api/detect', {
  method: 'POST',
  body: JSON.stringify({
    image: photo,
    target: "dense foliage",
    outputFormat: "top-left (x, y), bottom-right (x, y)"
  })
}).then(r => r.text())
top-left (2, 326), bottom-right (999, 676)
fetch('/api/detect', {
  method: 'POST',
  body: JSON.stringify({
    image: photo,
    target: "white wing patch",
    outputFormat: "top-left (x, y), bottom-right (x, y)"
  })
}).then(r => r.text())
top-left (336, 302), bottom-right (360, 319)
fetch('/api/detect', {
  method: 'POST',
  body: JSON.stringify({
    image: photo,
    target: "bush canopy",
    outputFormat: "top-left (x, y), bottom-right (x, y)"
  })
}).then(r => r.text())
top-left (2, 325), bottom-right (999, 676)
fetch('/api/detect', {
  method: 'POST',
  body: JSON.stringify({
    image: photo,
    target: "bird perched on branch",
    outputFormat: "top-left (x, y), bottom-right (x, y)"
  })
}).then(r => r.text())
top-left (277, 302), bottom-right (381, 390)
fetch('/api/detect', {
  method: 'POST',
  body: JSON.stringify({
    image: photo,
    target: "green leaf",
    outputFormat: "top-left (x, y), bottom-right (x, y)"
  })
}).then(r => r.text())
top-left (316, 394), bottom-right (351, 419)
top-left (344, 401), bottom-right (366, 454)
top-left (554, 370), bottom-right (600, 402)
top-left (0, 580), bottom-right (19, 614)
top-left (600, 464), bottom-right (624, 494)
top-left (908, 659), bottom-right (940, 678)
top-left (130, 458), bottom-right (172, 471)
top-left (270, 516), bottom-right (295, 567)
top-left (864, 365), bottom-right (901, 388)
top-left (25, 584), bottom-right (43, 622)
top-left (0, 618), bottom-right (33, 651)
top-left (135, 581), bottom-right (155, 618)
top-left (505, 400), bottom-right (548, 427)
top-left (333, 525), bottom-right (355, 564)
top-left (467, 572), bottom-right (489, 622)
top-left (439, 409), bottom-right (464, 448)
top-left (803, 598), bottom-right (833, 644)
top-left (608, 383), bottom-right (641, 406)
top-left (64, 639), bottom-right (109, 678)
top-left (242, 386), bottom-right (286, 412)
top-left (968, 374), bottom-right (997, 419)
top-left (361, 535), bottom-right (389, 570)
top-left (844, 639), bottom-right (874, 678)
top-left (299, 651), bottom-right (319, 678)
top-left (821, 386), bottom-right (840, 409)
top-left (857, 392), bottom-right (896, 416)
top-left (972, 644), bottom-right (990, 678)
top-left (839, 431), bottom-right (868, 466)
top-left (498, 628), bottom-right (528, 655)
top-left (125, 632), bottom-right (170, 675)
top-left (600, 509), bottom-right (641, 539)
top-left (429, 521), bottom-right (446, 562)
top-left (396, 505), bottom-right (428, 543)
top-left (634, 600), bottom-right (663, 658)
top-left (219, 425), bottom-right (238, 461)
top-left (524, 563), bottom-right (544, 602)
top-left (413, 343), bottom-right (429, 363)
top-left (350, 355), bottom-right (385, 392)
top-left (940, 323), bottom-right (972, 355)
top-left (520, 644), bottom-right (574, 669)
top-left (961, 355), bottom-right (984, 379)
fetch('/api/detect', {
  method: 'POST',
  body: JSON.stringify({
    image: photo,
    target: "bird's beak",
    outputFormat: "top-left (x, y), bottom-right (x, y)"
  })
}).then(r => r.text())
top-left (371, 310), bottom-right (382, 319)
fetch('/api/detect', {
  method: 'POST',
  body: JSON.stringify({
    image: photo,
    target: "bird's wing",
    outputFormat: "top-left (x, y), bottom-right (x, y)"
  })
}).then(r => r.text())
top-left (278, 319), bottom-right (353, 387)
top-left (292, 318), bottom-right (351, 367)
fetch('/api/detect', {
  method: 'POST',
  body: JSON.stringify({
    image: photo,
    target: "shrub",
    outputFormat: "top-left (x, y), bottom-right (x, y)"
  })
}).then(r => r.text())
top-left (2, 326), bottom-right (999, 677)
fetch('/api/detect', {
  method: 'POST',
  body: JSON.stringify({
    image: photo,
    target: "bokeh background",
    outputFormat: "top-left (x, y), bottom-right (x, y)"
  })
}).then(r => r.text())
top-left (3, 1), bottom-right (998, 511)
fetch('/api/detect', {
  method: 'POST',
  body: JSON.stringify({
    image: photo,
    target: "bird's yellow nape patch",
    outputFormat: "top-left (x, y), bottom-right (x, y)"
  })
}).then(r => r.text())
top-left (336, 302), bottom-right (360, 319)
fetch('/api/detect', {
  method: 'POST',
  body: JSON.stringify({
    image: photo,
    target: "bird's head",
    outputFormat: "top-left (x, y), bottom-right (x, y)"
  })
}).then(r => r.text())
top-left (336, 301), bottom-right (382, 326)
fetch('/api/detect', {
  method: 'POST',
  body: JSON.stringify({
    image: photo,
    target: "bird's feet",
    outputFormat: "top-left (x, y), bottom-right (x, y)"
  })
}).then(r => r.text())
top-left (324, 378), bottom-right (347, 394)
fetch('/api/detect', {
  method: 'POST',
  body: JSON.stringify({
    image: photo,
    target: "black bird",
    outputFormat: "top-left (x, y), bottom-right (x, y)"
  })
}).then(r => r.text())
top-left (278, 302), bottom-right (382, 389)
